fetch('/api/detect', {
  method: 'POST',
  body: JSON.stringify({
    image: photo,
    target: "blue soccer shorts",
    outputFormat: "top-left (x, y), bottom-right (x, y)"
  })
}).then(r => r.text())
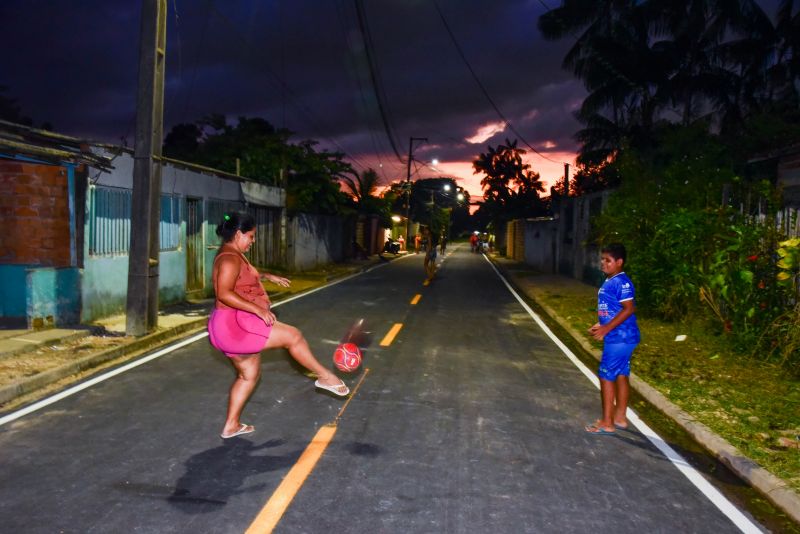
top-left (598, 343), bottom-right (637, 381)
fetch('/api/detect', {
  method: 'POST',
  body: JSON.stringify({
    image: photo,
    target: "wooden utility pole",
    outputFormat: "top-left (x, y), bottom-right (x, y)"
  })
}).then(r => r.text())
top-left (127, 0), bottom-right (167, 336)
top-left (404, 136), bottom-right (427, 242)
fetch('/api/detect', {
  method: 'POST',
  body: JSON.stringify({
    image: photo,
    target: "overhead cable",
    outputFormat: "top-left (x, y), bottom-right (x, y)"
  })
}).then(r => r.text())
top-left (431, 0), bottom-right (565, 165)
top-left (353, 0), bottom-right (406, 164)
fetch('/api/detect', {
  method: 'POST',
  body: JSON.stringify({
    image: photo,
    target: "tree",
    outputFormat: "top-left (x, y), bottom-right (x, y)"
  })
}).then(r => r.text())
top-left (539, 0), bottom-right (790, 167)
top-left (340, 168), bottom-right (393, 226)
top-left (161, 115), bottom-right (356, 215)
top-left (473, 139), bottom-right (546, 228)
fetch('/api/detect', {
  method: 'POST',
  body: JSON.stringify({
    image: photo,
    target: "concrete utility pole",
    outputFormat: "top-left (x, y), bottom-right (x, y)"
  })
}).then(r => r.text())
top-left (563, 162), bottom-right (570, 194)
top-left (404, 136), bottom-right (427, 243)
top-left (127, 0), bottom-right (167, 336)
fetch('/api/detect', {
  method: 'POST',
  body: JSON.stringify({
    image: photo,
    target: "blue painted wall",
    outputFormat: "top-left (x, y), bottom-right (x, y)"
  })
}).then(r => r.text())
top-left (80, 249), bottom-right (188, 323)
top-left (27, 267), bottom-right (81, 326)
top-left (0, 265), bottom-right (31, 318)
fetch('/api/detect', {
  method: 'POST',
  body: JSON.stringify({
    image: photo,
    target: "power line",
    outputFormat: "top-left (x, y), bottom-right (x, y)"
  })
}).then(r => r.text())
top-left (431, 0), bottom-right (566, 166)
top-left (353, 0), bottom-right (405, 164)
top-left (334, 0), bottom-right (391, 182)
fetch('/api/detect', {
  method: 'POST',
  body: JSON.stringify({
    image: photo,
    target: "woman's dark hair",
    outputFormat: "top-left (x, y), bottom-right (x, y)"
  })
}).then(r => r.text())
top-left (216, 212), bottom-right (255, 242)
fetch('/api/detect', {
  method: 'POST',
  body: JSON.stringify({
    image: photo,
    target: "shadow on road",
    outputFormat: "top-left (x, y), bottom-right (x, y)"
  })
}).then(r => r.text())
top-left (166, 438), bottom-right (300, 514)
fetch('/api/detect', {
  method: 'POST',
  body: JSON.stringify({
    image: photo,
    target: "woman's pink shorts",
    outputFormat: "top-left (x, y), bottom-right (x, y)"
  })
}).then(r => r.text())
top-left (208, 308), bottom-right (272, 357)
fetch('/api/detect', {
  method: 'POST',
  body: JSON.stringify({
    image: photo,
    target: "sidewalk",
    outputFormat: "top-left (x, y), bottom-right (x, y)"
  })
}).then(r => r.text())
top-left (0, 256), bottom-right (385, 411)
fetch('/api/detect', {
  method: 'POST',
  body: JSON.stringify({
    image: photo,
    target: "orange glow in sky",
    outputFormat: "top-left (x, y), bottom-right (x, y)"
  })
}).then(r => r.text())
top-left (435, 151), bottom-right (575, 200)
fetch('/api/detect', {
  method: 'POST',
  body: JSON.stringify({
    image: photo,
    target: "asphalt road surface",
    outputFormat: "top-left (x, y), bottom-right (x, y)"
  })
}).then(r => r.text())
top-left (0, 245), bottom-right (765, 533)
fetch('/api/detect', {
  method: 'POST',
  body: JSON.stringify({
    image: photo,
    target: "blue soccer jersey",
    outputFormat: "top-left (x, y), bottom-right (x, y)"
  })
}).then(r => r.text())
top-left (597, 272), bottom-right (640, 344)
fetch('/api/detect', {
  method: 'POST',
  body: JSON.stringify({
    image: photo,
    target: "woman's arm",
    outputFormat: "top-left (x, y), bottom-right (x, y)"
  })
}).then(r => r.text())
top-left (260, 272), bottom-right (291, 287)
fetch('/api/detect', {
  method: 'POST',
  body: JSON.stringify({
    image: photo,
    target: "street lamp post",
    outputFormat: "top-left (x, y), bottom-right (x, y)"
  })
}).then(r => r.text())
top-left (405, 136), bottom-right (427, 247)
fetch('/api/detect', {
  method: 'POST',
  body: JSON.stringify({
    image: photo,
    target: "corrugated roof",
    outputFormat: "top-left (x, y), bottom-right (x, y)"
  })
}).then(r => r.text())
top-left (0, 119), bottom-right (115, 170)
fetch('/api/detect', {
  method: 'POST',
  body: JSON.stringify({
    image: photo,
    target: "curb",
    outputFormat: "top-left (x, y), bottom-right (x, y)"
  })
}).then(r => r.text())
top-left (0, 319), bottom-right (208, 406)
top-left (0, 331), bottom-right (93, 363)
top-left (494, 261), bottom-right (800, 525)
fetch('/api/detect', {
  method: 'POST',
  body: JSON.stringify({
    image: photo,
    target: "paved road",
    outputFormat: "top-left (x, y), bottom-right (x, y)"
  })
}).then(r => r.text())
top-left (0, 246), bottom-right (762, 533)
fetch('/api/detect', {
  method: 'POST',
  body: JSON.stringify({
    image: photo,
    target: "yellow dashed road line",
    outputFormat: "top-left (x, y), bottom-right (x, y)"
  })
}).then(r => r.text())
top-left (379, 323), bottom-right (403, 346)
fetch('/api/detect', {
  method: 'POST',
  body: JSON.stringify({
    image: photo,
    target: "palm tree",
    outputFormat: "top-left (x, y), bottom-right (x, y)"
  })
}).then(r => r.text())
top-left (474, 139), bottom-right (547, 224)
top-left (341, 168), bottom-right (380, 205)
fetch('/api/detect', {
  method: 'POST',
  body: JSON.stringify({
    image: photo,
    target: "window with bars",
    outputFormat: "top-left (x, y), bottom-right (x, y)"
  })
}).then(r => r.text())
top-left (88, 187), bottom-right (183, 256)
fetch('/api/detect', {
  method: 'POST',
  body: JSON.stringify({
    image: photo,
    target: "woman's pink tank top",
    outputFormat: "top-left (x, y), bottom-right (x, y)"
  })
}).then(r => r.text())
top-left (212, 251), bottom-right (270, 311)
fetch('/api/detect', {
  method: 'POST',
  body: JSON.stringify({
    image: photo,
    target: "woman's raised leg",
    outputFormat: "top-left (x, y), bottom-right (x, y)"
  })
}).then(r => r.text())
top-left (265, 321), bottom-right (348, 395)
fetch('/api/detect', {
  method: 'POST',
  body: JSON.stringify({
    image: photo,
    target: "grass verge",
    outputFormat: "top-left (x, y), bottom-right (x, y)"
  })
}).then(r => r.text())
top-left (522, 272), bottom-right (800, 494)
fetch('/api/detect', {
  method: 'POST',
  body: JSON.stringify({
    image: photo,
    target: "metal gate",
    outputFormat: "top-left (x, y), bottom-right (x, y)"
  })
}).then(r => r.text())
top-left (186, 198), bottom-right (204, 291)
top-left (248, 206), bottom-right (282, 267)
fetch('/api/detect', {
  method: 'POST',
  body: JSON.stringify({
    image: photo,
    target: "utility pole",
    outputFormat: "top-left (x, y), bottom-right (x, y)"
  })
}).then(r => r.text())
top-left (127, 0), bottom-right (167, 336)
top-left (563, 162), bottom-right (570, 195)
top-left (404, 136), bottom-right (427, 243)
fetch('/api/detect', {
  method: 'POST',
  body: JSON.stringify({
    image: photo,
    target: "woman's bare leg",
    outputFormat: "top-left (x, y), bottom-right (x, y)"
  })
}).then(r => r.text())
top-left (222, 354), bottom-right (261, 436)
top-left (265, 321), bottom-right (347, 394)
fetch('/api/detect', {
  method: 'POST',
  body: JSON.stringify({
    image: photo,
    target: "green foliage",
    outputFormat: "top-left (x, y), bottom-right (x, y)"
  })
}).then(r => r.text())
top-left (162, 116), bottom-right (355, 215)
top-left (540, 0), bottom-right (800, 171)
top-left (592, 125), bottom-right (798, 372)
top-left (776, 237), bottom-right (800, 290)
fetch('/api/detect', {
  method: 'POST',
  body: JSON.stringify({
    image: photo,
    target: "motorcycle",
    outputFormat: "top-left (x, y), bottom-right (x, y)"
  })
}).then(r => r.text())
top-left (382, 238), bottom-right (401, 254)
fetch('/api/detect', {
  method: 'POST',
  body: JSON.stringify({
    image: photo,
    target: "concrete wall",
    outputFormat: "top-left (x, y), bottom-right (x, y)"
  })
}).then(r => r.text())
top-left (508, 190), bottom-right (611, 286)
top-left (0, 264), bottom-right (30, 319)
top-left (523, 218), bottom-right (559, 273)
top-left (27, 267), bottom-right (81, 327)
top-left (287, 213), bottom-right (346, 270)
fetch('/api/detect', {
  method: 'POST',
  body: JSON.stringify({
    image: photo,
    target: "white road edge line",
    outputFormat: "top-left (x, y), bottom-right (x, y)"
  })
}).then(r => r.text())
top-left (0, 263), bottom-right (384, 428)
top-left (484, 255), bottom-right (762, 534)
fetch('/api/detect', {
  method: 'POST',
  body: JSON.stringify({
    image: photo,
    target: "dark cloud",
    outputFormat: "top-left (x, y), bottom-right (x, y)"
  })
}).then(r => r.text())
top-left (1, 0), bottom-right (783, 188)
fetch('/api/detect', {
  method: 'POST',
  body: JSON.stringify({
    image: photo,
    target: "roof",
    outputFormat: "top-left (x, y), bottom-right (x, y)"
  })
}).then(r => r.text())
top-left (0, 119), bottom-right (115, 170)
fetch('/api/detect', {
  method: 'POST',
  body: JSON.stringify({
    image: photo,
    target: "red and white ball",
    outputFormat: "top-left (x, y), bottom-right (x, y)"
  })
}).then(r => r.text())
top-left (333, 343), bottom-right (362, 372)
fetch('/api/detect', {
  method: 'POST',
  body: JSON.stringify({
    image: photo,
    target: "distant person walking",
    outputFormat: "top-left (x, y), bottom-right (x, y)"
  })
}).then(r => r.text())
top-left (207, 212), bottom-right (348, 439)
top-left (470, 232), bottom-right (478, 253)
top-left (422, 227), bottom-right (438, 283)
top-left (585, 243), bottom-right (640, 435)
top-left (414, 233), bottom-right (421, 254)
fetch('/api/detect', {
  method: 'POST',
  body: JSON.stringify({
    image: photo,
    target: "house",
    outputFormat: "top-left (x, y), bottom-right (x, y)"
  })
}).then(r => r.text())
top-left (0, 121), bottom-right (286, 327)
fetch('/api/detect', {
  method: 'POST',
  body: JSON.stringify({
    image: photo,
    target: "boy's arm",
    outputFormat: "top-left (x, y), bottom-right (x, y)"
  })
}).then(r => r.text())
top-left (589, 300), bottom-right (635, 341)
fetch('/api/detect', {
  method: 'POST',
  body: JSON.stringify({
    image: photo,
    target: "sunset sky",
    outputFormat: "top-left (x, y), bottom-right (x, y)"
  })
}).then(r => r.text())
top-left (0, 0), bottom-right (782, 199)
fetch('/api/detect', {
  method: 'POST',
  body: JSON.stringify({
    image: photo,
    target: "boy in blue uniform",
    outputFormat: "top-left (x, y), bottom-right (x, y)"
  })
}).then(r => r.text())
top-left (586, 243), bottom-right (640, 435)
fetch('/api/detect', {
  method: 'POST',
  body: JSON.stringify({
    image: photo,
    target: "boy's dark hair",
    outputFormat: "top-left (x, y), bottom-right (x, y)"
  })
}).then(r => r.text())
top-left (602, 242), bottom-right (626, 264)
top-left (216, 212), bottom-right (255, 242)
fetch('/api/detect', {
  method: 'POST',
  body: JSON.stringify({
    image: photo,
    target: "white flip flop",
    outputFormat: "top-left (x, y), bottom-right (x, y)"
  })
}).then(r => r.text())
top-left (314, 379), bottom-right (350, 397)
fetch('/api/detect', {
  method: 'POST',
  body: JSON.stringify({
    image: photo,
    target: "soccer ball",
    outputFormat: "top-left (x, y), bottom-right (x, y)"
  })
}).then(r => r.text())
top-left (333, 343), bottom-right (362, 372)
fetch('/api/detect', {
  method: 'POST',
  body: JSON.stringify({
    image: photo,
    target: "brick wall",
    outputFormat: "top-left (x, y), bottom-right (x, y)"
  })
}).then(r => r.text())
top-left (0, 160), bottom-right (71, 266)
